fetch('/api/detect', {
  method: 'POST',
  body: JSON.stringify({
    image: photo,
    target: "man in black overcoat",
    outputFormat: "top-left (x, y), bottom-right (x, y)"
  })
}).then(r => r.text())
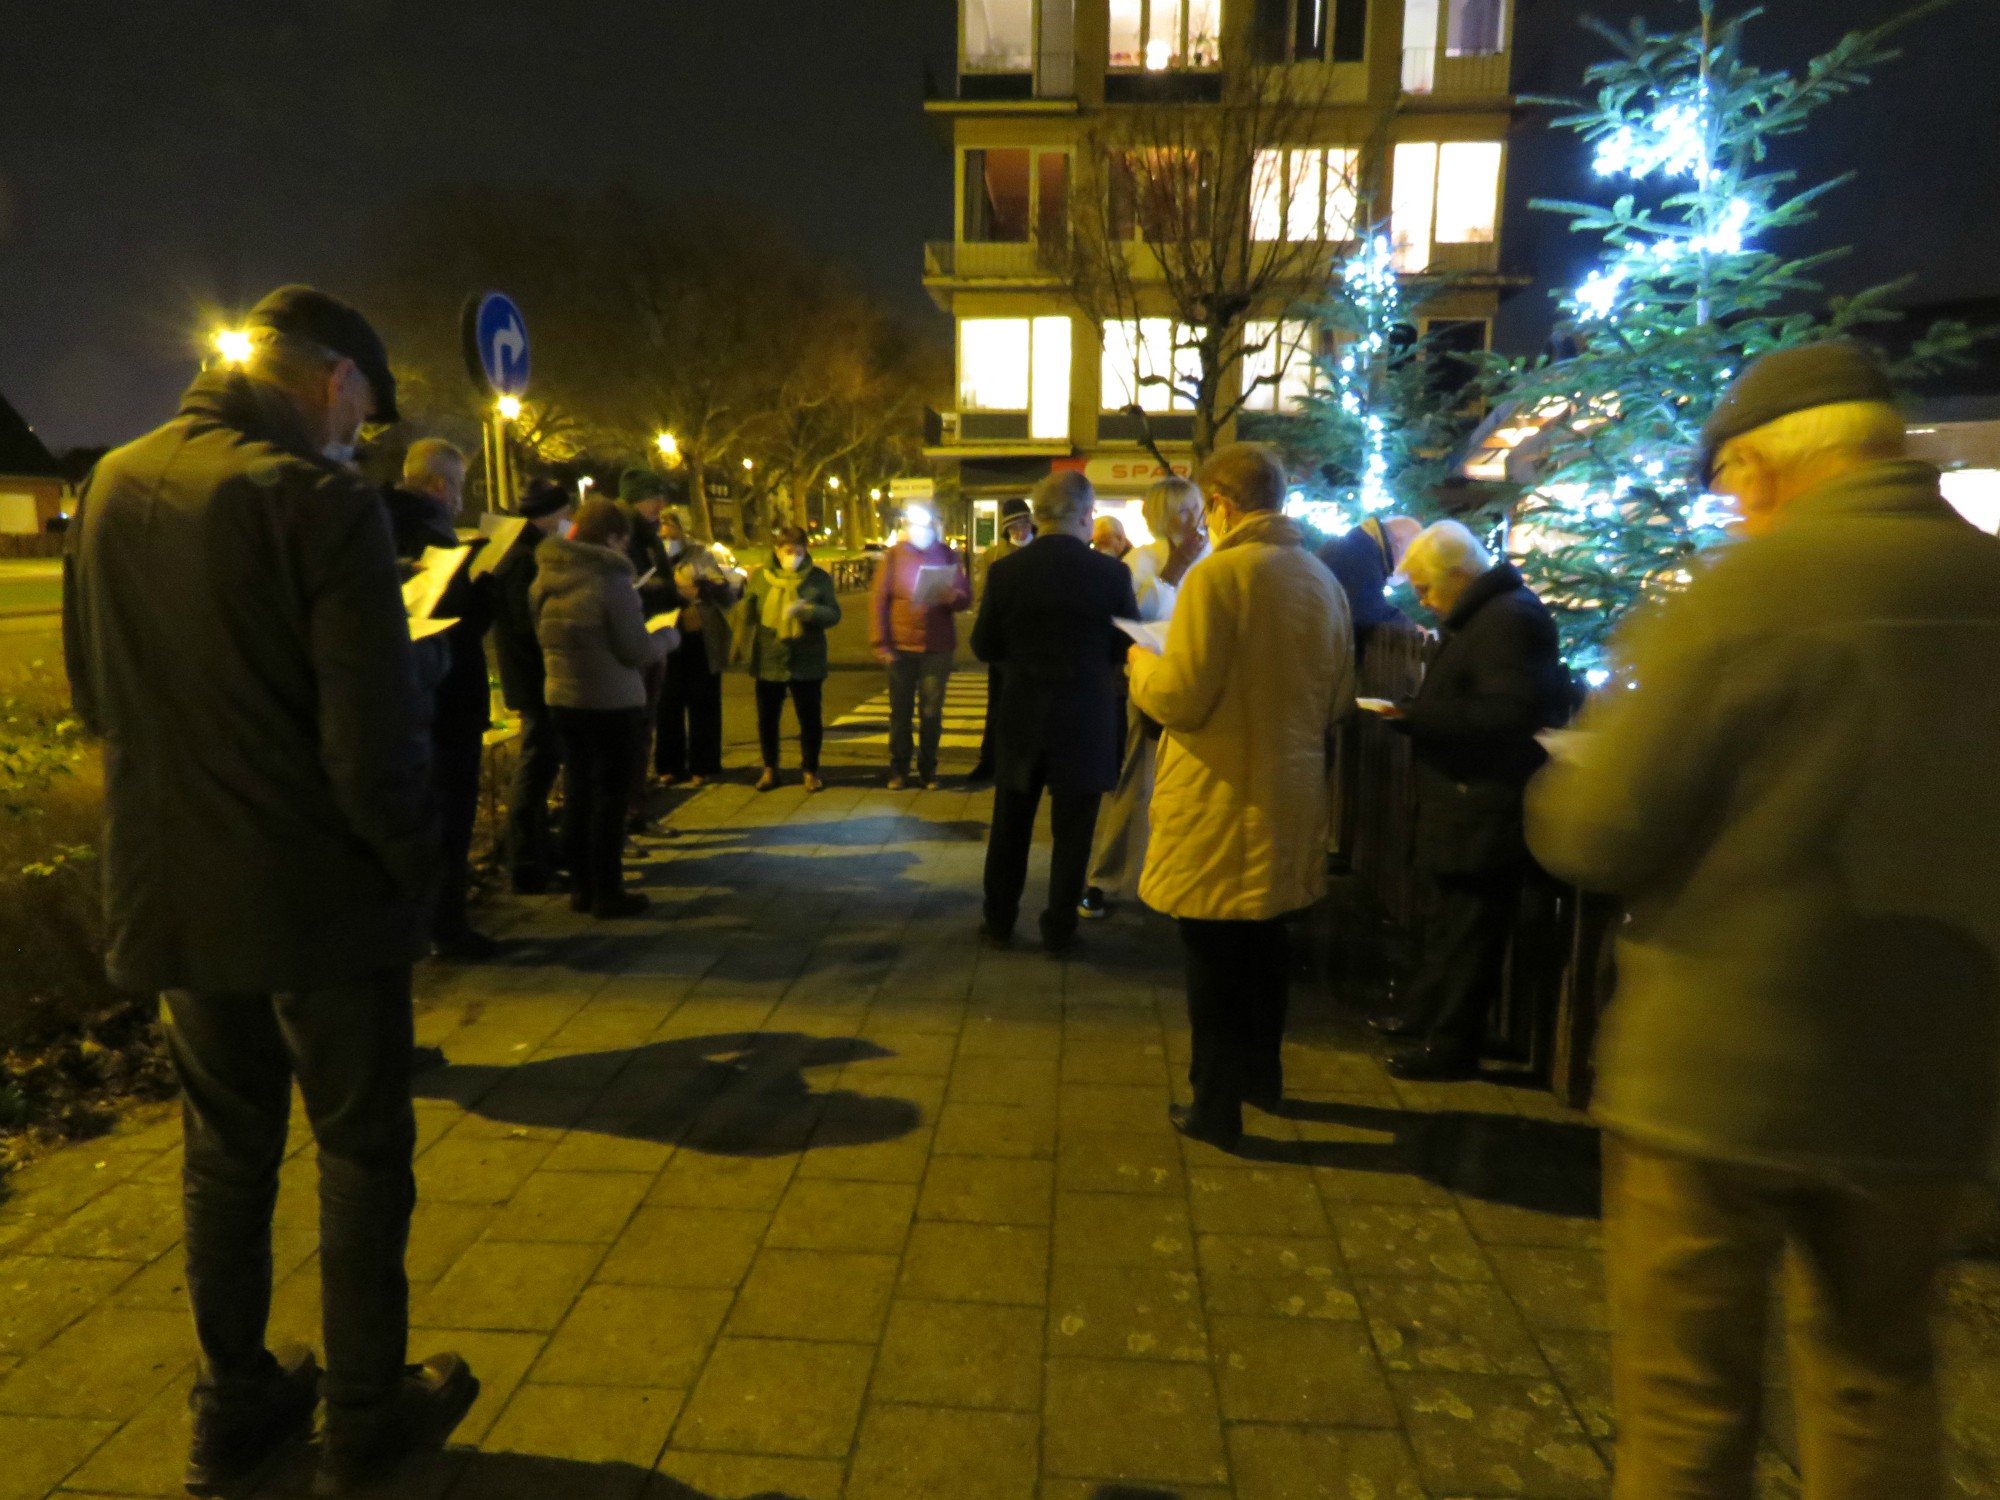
top-left (488, 479), bottom-right (575, 893)
top-left (63, 285), bottom-right (475, 1494)
top-left (1377, 519), bottom-right (1575, 1080)
top-left (973, 471), bottom-right (1140, 954)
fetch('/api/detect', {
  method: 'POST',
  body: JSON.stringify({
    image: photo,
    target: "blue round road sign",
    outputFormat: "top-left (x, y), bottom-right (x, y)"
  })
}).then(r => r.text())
top-left (464, 292), bottom-right (531, 399)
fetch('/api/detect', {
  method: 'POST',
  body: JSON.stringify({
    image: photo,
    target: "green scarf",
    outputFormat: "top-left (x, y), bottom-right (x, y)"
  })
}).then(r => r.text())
top-left (761, 564), bottom-right (810, 641)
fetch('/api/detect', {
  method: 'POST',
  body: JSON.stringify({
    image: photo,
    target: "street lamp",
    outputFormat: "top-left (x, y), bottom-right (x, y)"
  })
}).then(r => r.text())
top-left (656, 432), bottom-right (679, 462)
top-left (496, 396), bottom-right (522, 422)
top-left (827, 475), bottom-right (841, 492)
top-left (742, 457), bottom-right (754, 471)
top-left (212, 328), bottom-right (253, 365)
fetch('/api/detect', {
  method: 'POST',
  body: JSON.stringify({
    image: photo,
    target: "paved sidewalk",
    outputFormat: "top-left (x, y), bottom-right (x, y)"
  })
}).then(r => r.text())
top-left (2, 777), bottom-right (1997, 1499)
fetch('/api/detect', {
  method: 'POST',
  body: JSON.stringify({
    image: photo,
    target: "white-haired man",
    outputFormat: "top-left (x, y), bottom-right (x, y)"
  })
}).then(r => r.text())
top-left (1372, 518), bottom-right (1572, 1081)
top-left (1528, 341), bottom-right (2000, 1499)
top-left (386, 438), bottom-right (499, 962)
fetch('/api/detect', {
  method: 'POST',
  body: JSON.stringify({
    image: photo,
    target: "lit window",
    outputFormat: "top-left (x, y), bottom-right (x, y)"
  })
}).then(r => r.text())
top-left (1252, 148), bottom-right (1360, 242)
top-left (961, 317), bottom-right (1073, 439)
top-left (1030, 317), bottom-right (1074, 439)
top-left (964, 0), bottom-right (1034, 71)
top-left (1038, 154), bottom-right (1070, 242)
top-left (964, 150), bottom-right (1033, 243)
top-left (1254, 0), bottom-right (1369, 65)
top-left (1109, 148), bottom-right (1209, 241)
top-left (1102, 319), bottom-right (1203, 413)
top-left (1390, 142), bottom-right (1439, 272)
top-left (1241, 321), bottom-right (1319, 412)
top-left (1401, 0), bottom-right (1439, 90)
top-left (961, 319), bottom-right (1031, 411)
top-left (1434, 141), bottom-right (1503, 243)
top-left (1110, 0), bottom-right (1224, 69)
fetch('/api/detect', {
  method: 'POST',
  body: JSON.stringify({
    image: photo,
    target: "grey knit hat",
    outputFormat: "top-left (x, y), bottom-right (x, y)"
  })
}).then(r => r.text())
top-left (1699, 341), bottom-right (1896, 482)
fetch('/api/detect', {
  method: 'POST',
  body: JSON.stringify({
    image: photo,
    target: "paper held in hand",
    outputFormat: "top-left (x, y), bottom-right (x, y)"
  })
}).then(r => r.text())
top-left (1356, 697), bottom-right (1399, 715)
top-left (646, 610), bottom-right (682, 634)
top-left (1114, 618), bottom-right (1169, 656)
top-left (409, 617), bottom-right (458, 642)
top-left (1536, 729), bottom-right (1595, 765)
top-left (402, 546), bottom-right (471, 623)
top-left (468, 517), bottom-right (526, 579)
top-left (912, 565), bottom-right (958, 608)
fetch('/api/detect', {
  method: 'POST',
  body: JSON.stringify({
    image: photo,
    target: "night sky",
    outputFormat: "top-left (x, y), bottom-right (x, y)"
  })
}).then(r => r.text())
top-left (3, 0), bottom-right (1995, 451)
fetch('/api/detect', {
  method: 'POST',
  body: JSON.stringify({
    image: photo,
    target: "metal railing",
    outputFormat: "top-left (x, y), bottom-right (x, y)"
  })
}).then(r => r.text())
top-left (1402, 48), bottom-right (1512, 98)
top-left (924, 241), bottom-right (1060, 280)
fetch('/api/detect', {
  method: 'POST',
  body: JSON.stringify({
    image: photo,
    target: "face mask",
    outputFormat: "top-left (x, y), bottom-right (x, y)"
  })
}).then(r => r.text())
top-left (322, 443), bottom-right (356, 465)
top-left (782, 552), bottom-right (806, 573)
top-left (666, 539), bottom-right (685, 559)
top-left (909, 529), bottom-right (936, 549)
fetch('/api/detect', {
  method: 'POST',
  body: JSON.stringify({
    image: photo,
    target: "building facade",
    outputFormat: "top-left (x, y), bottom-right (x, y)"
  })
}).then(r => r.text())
top-left (928, 0), bottom-right (1519, 544)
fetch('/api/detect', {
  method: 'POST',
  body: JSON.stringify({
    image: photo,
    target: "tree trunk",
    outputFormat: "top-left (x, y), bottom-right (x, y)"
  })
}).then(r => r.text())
top-left (687, 461), bottom-right (717, 544)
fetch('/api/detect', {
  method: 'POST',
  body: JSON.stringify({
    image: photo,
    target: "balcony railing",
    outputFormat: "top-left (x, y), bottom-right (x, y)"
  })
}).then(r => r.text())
top-left (1402, 48), bottom-right (1512, 98)
top-left (925, 241), bottom-right (1064, 280)
top-left (1428, 240), bottom-right (1501, 274)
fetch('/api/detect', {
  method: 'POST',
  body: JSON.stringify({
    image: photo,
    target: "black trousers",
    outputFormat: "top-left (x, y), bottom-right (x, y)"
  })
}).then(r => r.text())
top-left (1180, 918), bottom-right (1292, 1137)
top-left (755, 678), bottom-right (824, 772)
top-left (163, 968), bottom-right (417, 1417)
top-left (983, 764), bottom-right (1101, 942)
top-left (505, 703), bottom-right (562, 885)
top-left (1404, 865), bottom-right (1522, 1057)
top-left (429, 714), bottom-right (486, 943)
top-left (657, 643), bottom-right (724, 778)
top-left (552, 706), bottom-right (642, 910)
top-left (975, 664), bottom-right (1001, 771)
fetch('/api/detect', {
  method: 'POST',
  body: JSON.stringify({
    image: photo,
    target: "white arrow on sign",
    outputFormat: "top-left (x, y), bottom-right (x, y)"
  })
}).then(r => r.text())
top-left (492, 319), bottom-right (525, 369)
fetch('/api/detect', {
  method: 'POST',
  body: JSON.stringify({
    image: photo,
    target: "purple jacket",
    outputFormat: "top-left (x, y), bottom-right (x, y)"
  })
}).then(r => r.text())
top-left (871, 540), bottom-right (971, 655)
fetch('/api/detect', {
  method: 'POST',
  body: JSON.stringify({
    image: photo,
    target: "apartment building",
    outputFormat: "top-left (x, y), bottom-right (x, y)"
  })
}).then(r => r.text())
top-left (927, 0), bottom-right (1518, 543)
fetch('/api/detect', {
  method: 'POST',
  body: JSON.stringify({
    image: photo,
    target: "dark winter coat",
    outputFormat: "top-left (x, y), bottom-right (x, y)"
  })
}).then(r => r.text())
top-left (734, 560), bottom-right (842, 682)
top-left (972, 532), bottom-right (1140, 797)
top-left (530, 536), bottom-right (670, 711)
top-left (384, 486), bottom-right (493, 732)
top-left (63, 370), bottom-right (437, 993)
top-left (1318, 522), bottom-right (1406, 641)
top-left (490, 523), bottom-right (549, 712)
top-left (615, 502), bottom-right (675, 612)
top-left (1397, 562), bottom-right (1572, 874)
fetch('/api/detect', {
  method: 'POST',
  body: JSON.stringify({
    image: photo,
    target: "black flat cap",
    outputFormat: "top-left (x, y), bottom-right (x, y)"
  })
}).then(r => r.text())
top-left (245, 284), bottom-right (399, 424)
top-left (1000, 497), bottom-right (1031, 521)
top-left (518, 479), bottom-right (573, 519)
top-left (1699, 341), bottom-right (1895, 482)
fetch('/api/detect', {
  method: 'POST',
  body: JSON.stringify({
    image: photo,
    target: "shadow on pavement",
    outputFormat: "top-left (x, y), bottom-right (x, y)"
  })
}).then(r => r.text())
top-left (413, 1033), bottom-right (921, 1157)
top-left (1240, 1099), bottom-right (1603, 1218)
top-left (256, 1447), bottom-right (807, 1499)
top-left (671, 815), bottom-right (991, 848)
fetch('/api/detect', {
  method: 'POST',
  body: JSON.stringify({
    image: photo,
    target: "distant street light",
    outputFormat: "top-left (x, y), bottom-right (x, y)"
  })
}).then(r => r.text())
top-left (869, 488), bottom-right (882, 501)
top-left (742, 457), bottom-right (754, 471)
top-left (212, 329), bottom-right (253, 365)
top-left (578, 476), bottom-right (595, 499)
top-left (827, 475), bottom-right (842, 491)
top-left (496, 396), bottom-right (523, 422)
top-left (656, 432), bottom-right (679, 461)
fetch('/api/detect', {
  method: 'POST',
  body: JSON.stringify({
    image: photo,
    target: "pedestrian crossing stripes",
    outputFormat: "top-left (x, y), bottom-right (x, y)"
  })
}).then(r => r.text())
top-left (828, 674), bottom-right (988, 750)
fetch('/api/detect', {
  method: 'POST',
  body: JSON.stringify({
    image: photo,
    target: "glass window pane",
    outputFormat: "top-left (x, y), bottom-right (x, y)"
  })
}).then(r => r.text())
top-left (1030, 317), bottom-right (1074, 439)
top-left (1102, 321), bottom-right (1142, 410)
top-left (1250, 151), bottom-right (1286, 243)
top-left (964, 0), bottom-right (1035, 71)
top-left (1391, 142), bottom-right (1438, 272)
top-left (1434, 141), bottom-right (1502, 242)
top-left (1185, 0), bottom-right (1223, 65)
top-left (1169, 322), bottom-right (1205, 412)
top-left (1038, 154), bottom-right (1070, 243)
top-left (1241, 320), bottom-right (1278, 412)
top-left (1285, 149), bottom-right (1321, 242)
top-left (961, 319), bottom-right (1032, 411)
top-left (1141, 319), bottom-right (1178, 413)
top-left (1109, 0), bottom-right (1145, 67)
top-left (1277, 321), bottom-right (1317, 410)
top-left (968, 149), bottom-right (1033, 243)
top-left (1294, 0), bottom-right (1327, 60)
top-left (1401, 0), bottom-right (1440, 90)
top-left (1445, 0), bottom-right (1505, 56)
top-left (1325, 148), bottom-right (1360, 240)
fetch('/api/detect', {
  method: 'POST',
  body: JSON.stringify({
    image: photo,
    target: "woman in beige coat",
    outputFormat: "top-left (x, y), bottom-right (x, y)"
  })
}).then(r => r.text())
top-left (1128, 445), bottom-right (1354, 1149)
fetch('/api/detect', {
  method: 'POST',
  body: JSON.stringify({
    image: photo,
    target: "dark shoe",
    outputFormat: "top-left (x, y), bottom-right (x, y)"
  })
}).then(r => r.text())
top-left (688, 774), bottom-right (711, 788)
top-left (594, 891), bottom-right (651, 920)
top-left (1039, 913), bottom-right (1076, 956)
top-left (978, 922), bottom-right (1014, 950)
top-left (1386, 1045), bottom-right (1480, 1083)
top-left (1368, 1013), bottom-right (1426, 1039)
top-left (568, 889), bottom-right (593, 914)
top-left (1169, 1103), bottom-right (1242, 1153)
top-left (886, 774), bottom-right (908, 791)
top-left (756, 768), bottom-right (780, 793)
top-left (923, 780), bottom-right (943, 792)
top-left (967, 761), bottom-right (993, 783)
top-left (185, 1344), bottom-right (320, 1497)
top-left (312, 1353), bottom-right (478, 1498)
top-left (802, 772), bottom-right (826, 794)
top-left (430, 928), bottom-right (500, 963)
top-left (1077, 887), bottom-right (1109, 921)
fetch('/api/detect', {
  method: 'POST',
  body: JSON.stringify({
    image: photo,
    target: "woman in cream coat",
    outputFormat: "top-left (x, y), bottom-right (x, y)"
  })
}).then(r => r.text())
top-left (1129, 444), bottom-right (1354, 1150)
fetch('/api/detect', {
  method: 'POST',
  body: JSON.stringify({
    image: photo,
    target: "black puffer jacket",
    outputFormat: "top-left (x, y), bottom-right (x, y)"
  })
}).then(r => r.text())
top-left (64, 371), bottom-right (437, 992)
top-left (1398, 563), bottom-right (1573, 873)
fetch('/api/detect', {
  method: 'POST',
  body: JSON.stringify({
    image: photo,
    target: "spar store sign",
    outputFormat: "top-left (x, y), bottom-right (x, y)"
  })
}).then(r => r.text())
top-left (1055, 456), bottom-right (1194, 491)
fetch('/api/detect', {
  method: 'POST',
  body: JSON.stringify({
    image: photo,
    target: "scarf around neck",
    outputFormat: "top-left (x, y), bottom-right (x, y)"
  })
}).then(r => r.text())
top-left (761, 563), bottom-right (810, 641)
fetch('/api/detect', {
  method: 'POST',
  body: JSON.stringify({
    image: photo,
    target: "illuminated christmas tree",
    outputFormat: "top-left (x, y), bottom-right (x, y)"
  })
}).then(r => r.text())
top-left (1495, 0), bottom-right (1965, 672)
